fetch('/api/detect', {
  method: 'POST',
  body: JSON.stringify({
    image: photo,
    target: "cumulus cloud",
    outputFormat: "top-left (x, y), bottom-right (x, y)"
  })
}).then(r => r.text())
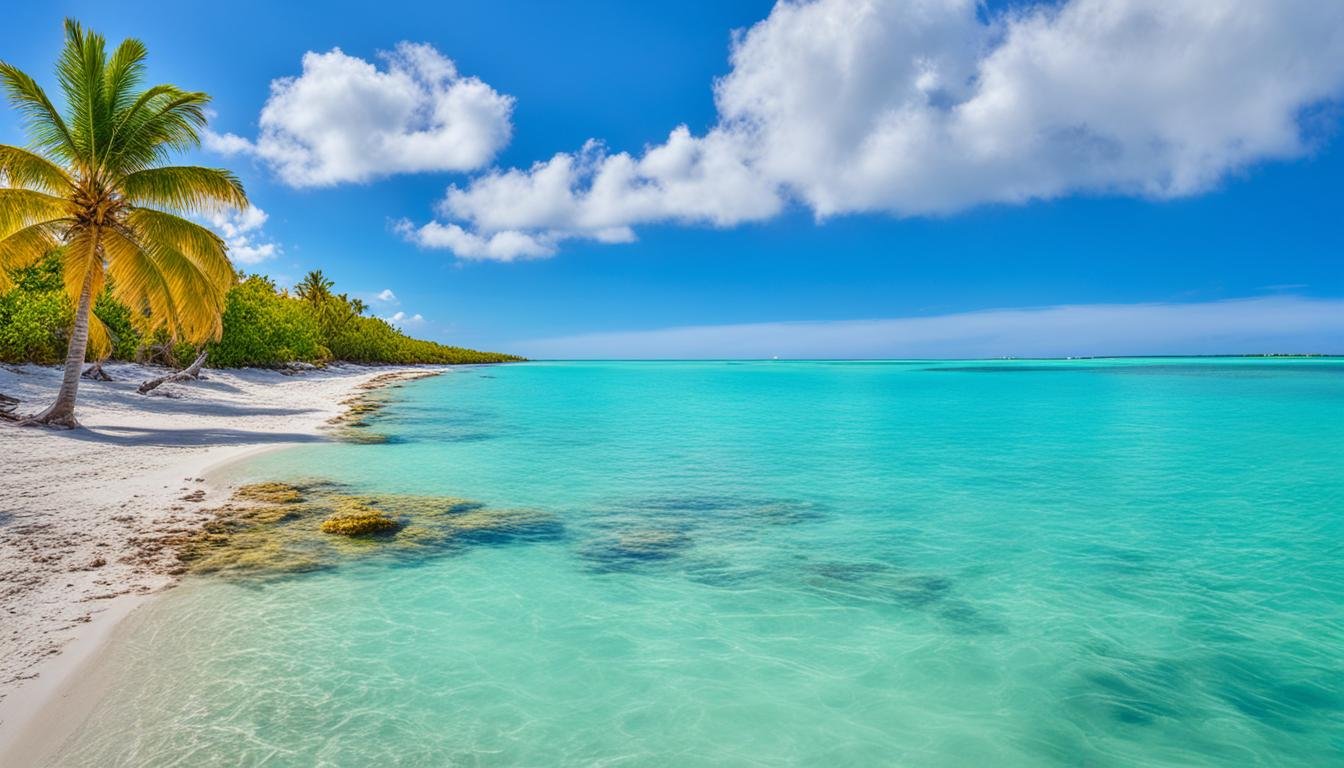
top-left (205, 206), bottom-right (279, 265)
top-left (514, 296), bottom-right (1344, 359)
top-left (385, 310), bottom-right (425, 327)
top-left (375, 288), bottom-right (398, 303)
top-left (405, 0), bottom-right (1344, 260)
top-left (393, 218), bottom-right (562, 261)
top-left (207, 42), bottom-right (513, 186)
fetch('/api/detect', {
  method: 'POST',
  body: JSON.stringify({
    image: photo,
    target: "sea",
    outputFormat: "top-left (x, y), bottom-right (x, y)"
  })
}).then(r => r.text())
top-left (45, 359), bottom-right (1344, 766)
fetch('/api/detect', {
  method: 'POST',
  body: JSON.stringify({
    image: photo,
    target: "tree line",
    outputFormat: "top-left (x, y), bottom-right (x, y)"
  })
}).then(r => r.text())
top-left (0, 258), bottom-right (522, 368)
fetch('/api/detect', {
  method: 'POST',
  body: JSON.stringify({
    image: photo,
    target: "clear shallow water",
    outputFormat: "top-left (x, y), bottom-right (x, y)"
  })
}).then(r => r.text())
top-left (52, 360), bottom-right (1344, 766)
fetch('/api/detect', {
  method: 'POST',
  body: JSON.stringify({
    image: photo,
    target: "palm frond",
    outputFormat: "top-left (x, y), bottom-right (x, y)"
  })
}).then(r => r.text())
top-left (0, 188), bottom-right (71, 239)
top-left (0, 144), bottom-right (72, 194)
top-left (104, 84), bottom-right (183, 161)
top-left (0, 220), bottom-right (62, 291)
top-left (120, 166), bottom-right (247, 214)
top-left (147, 240), bottom-right (228, 340)
top-left (126, 207), bottom-right (234, 286)
top-left (105, 90), bottom-right (211, 173)
top-left (102, 226), bottom-right (182, 334)
top-left (103, 37), bottom-right (147, 116)
top-left (86, 312), bottom-right (111, 358)
top-left (56, 18), bottom-right (108, 171)
top-left (0, 63), bottom-right (78, 162)
top-left (104, 226), bottom-right (229, 342)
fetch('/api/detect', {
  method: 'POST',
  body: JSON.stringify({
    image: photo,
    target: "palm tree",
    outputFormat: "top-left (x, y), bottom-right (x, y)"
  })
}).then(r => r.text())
top-left (0, 20), bottom-right (246, 427)
top-left (294, 270), bottom-right (334, 308)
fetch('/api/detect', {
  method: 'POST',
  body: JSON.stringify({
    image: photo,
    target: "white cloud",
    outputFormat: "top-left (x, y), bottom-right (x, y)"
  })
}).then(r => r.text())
top-left (513, 296), bottom-right (1344, 359)
top-left (406, 0), bottom-right (1344, 260)
top-left (394, 219), bottom-right (557, 262)
top-left (375, 288), bottom-right (398, 303)
top-left (202, 131), bottom-right (253, 155)
top-left (385, 310), bottom-right (425, 327)
top-left (205, 206), bottom-right (279, 265)
top-left (207, 42), bottom-right (513, 186)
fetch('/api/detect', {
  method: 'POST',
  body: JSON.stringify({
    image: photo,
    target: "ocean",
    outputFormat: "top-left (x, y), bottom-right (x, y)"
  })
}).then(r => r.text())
top-left (48, 360), bottom-right (1344, 766)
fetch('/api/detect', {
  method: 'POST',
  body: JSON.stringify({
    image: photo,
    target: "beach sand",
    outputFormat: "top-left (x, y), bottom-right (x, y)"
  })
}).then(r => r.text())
top-left (0, 362), bottom-right (440, 755)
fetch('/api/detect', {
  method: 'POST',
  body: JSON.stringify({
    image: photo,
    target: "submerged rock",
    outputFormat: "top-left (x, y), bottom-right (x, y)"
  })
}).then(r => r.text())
top-left (234, 482), bottom-right (305, 505)
top-left (320, 500), bottom-right (402, 536)
top-left (578, 527), bottom-right (693, 571)
top-left (802, 559), bottom-right (963, 613)
top-left (445, 507), bottom-right (563, 542)
top-left (172, 482), bottom-right (560, 579)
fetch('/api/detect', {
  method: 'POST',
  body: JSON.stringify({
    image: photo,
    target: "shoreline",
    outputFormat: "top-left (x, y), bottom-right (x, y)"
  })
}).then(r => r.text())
top-left (0, 362), bottom-right (445, 759)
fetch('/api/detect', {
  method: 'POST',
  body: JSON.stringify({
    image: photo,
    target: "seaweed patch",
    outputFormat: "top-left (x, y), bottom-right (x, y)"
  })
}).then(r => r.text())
top-left (168, 480), bottom-right (560, 579)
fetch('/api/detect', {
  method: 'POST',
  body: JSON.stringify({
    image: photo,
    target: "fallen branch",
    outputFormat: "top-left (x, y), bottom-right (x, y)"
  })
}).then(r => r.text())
top-left (138, 350), bottom-right (208, 395)
top-left (82, 361), bottom-right (113, 381)
top-left (0, 393), bottom-right (19, 421)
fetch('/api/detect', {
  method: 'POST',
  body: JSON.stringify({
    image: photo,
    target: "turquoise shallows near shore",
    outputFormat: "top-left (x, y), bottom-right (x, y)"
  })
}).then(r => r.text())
top-left (48, 360), bottom-right (1344, 766)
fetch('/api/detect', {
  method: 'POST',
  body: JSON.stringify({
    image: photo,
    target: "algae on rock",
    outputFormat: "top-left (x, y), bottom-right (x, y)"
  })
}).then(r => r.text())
top-left (172, 481), bottom-right (563, 579)
top-left (320, 500), bottom-right (402, 536)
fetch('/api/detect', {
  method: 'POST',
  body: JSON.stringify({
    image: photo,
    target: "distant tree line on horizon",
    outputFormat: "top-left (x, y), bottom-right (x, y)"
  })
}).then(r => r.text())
top-left (0, 257), bottom-right (522, 368)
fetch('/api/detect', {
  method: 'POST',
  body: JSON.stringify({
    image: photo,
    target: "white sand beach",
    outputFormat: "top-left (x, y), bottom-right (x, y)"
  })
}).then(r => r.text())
top-left (0, 362), bottom-right (439, 753)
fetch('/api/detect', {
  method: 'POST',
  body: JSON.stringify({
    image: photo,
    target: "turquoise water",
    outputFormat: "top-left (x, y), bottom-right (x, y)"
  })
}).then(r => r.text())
top-left (52, 360), bottom-right (1344, 766)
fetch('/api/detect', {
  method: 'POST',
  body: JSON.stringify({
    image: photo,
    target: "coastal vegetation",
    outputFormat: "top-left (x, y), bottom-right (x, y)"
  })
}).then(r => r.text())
top-left (0, 20), bottom-right (518, 425)
top-left (0, 257), bottom-right (521, 368)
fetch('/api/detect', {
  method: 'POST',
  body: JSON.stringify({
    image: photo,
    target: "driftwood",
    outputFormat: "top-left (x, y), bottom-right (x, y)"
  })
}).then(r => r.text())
top-left (82, 361), bottom-right (113, 381)
top-left (138, 350), bottom-right (208, 394)
top-left (0, 393), bottom-right (19, 421)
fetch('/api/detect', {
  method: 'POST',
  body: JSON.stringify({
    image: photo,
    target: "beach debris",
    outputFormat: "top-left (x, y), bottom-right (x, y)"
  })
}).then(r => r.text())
top-left (138, 350), bottom-right (209, 394)
top-left (0, 392), bottom-right (19, 418)
top-left (81, 361), bottom-right (113, 381)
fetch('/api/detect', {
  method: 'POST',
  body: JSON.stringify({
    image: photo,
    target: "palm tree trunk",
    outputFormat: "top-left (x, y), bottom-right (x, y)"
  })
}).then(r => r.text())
top-left (33, 235), bottom-right (99, 428)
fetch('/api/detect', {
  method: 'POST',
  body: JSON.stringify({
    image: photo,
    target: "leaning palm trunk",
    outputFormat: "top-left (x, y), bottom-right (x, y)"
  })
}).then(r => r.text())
top-left (0, 20), bottom-right (248, 427)
top-left (32, 230), bottom-right (97, 427)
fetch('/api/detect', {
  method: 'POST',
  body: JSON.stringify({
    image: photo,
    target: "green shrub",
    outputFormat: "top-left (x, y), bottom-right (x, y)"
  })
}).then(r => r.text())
top-left (1, 259), bottom-right (522, 367)
top-left (93, 291), bottom-right (143, 360)
top-left (0, 255), bottom-right (70, 363)
top-left (206, 276), bottom-right (327, 367)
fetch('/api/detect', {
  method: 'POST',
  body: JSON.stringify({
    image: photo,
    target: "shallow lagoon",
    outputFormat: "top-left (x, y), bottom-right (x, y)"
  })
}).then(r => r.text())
top-left (50, 360), bottom-right (1344, 766)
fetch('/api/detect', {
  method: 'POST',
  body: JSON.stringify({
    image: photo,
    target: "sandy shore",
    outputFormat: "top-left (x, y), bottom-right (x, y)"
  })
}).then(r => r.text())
top-left (0, 361), bottom-right (440, 752)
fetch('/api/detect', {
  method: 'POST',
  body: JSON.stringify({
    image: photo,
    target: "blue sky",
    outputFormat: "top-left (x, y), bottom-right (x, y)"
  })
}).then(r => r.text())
top-left (3, 1), bottom-right (1342, 357)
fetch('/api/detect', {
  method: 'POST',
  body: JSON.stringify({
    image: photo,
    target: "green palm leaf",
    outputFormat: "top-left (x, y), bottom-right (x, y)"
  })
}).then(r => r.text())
top-left (0, 144), bottom-right (73, 193)
top-left (121, 166), bottom-right (247, 214)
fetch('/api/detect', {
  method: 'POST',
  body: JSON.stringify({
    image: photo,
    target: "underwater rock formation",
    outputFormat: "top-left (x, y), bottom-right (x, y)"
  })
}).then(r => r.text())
top-left (172, 480), bottom-right (560, 579)
top-left (320, 500), bottom-right (402, 536)
top-left (234, 482), bottom-right (305, 505)
top-left (578, 527), bottom-right (693, 571)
